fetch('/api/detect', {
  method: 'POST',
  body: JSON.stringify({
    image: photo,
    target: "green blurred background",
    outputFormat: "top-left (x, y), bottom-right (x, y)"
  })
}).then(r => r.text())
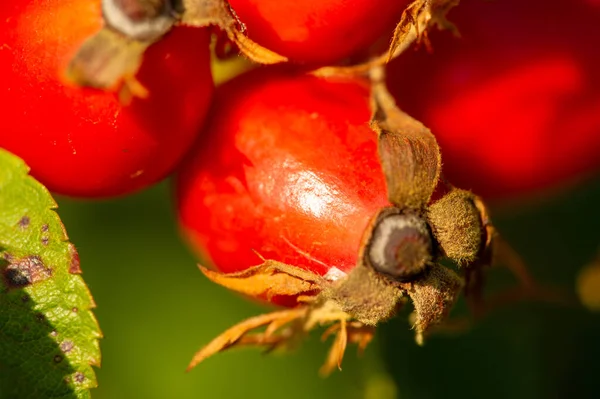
top-left (55, 175), bottom-right (600, 399)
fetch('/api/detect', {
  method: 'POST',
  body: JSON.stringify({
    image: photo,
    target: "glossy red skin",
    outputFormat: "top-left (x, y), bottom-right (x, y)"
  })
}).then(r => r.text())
top-left (0, 0), bottom-right (213, 198)
top-left (387, 0), bottom-right (600, 199)
top-left (228, 0), bottom-right (409, 65)
top-left (176, 68), bottom-right (389, 280)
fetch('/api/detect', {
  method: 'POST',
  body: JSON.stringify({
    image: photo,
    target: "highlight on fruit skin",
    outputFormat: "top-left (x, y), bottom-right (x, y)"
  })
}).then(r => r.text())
top-left (175, 66), bottom-right (544, 374)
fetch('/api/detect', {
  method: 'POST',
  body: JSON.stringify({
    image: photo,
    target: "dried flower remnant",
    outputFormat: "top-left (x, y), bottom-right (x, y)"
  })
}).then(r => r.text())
top-left (66, 0), bottom-right (460, 91)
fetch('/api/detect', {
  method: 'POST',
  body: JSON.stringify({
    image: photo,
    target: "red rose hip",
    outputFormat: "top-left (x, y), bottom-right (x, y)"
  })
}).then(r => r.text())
top-left (176, 67), bottom-right (388, 278)
top-left (176, 67), bottom-right (524, 374)
top-left (387, 0), bottom-right (600, 199)
top-left (0, 0), bottom-right (214, 198)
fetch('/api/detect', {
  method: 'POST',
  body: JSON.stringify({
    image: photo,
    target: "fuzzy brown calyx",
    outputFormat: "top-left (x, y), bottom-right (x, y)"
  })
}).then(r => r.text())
top-left (369, 71), bottom-right (441, 210)
top-left (364, 208), bottom-right (432, 281)
top-left (427, 189), bottom-right (484, 266)
top-left (323, 263), bottom-right (404, 326)
top-left (405, 264), bottom-right (463, 345)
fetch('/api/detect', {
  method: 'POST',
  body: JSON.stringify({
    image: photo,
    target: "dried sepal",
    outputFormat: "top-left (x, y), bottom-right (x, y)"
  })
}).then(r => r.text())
top-left (187, 285), bottom-right (374, 374)
top-left (369, 71), bottom-right (441, 209)
top-left (65, 27), bottom-right (151, 97)
top-left (198, 260), bottom-right (327, 301)
top-left (387, 0), bottom-right (431, 61)
top-left (387, 0), bottom-right (460, 61)
top-left (186, 307), bottom-right (308, 371)
top-left (319, 319), bottom-right (348, 376)
top-left (324, 263), bottom-right (404, 326)
top-left (180, 0), bottom-right (288, 64)
top-left (427, 189), bottom-right (483, 266)
top-left (311, 0), bottom-right (460, 78)
top-left (404, 264), bottom-right (463, 345)
top-left (318, 320), bottom-right (376, 376)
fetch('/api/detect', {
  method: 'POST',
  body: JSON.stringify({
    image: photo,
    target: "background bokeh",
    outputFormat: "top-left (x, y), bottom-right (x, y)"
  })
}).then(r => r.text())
top-left (56, 175), bottom-right (600, 399)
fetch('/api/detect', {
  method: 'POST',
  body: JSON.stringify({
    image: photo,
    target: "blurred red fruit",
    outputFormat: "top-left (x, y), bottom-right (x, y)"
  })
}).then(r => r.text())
top-left (387, 0), bottom-right (600, 199)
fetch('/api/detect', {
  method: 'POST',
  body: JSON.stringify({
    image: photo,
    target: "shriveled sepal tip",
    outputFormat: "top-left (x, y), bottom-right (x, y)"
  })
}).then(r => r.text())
top-left (405, 264), bottom-right (463, 345)
top-left (186, 307), bottom-right (308, 371)
top-left (387, 0), bottom-right (460, 61)
top-left (180, 0), bottom-right (288, 64)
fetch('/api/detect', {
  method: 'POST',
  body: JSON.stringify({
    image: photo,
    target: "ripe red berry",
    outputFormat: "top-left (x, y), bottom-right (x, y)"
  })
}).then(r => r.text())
top-left (227, 0), bottom-right (410, 65)
top-left (176, 67), bottom-right (388, 279)
top-left (176, 67), bottom-right (526, 373)
top-left (0, 0), bottom-right (214, 198)
top-left (387, 0), bottom-right (600, 199)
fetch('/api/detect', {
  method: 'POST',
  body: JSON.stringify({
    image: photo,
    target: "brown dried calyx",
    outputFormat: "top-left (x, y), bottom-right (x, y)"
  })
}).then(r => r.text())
top-left (427, 189), bottom-right (483, 266)
top-left (66, 0), bottom-right (176, 96)
top-left (67, 0), bottom-right (460, 92)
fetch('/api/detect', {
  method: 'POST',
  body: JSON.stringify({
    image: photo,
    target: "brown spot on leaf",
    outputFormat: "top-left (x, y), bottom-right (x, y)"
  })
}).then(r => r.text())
top-left (18, 216), bottom-right (30, 229)
top-left (41, 236), bottom-right (49, 246)
top-left (68, 244), bottom-right (82, 274)
top-left (36, 313), bottom-right (46, 322)
top-left (4, 267), bottom-right (32, 287)
top-left (3, 255), bottom-right (52, 287)
top-left (21, 295), bottom-right (29, 303)
top-left (72, 307), bottom-right (78, 313)
top-left (41, 224), bottom-right (49, 233)
top-left (74, 372), bottom-right (85, 383)
top-left (60, 340), bottom-right (74, 353)
top-left (53, 355), bottom-right (63, 363)
top-left (50, 330), bottom-right (58, 337)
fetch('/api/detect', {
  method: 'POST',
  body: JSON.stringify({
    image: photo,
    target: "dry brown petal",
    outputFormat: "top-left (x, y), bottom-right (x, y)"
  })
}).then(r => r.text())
top-left (65, 27), bottom-right (150, 96)
top-left (369, 72), bottom-right (441, 210)
top-left (199, 260), bottom-right (327, 300)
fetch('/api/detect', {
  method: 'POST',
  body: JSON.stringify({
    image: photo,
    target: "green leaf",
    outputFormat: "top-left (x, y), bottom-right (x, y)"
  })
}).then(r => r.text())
top-left (0, 149), bottom-right (101, 398)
